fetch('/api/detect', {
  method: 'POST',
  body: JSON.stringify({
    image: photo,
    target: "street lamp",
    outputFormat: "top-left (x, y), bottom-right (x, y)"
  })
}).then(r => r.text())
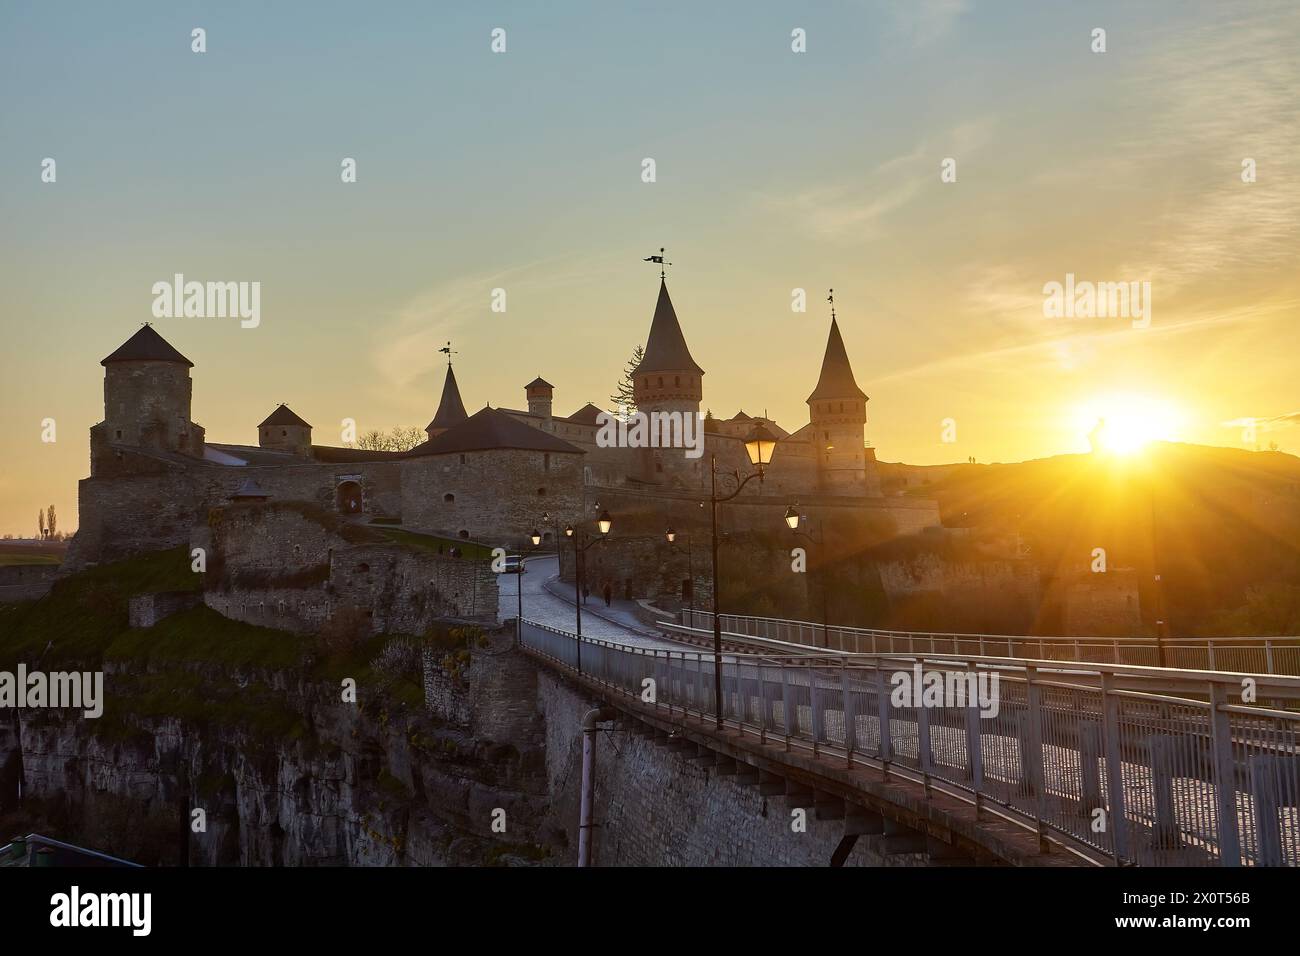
top-left (703, 424), bottom-right (777, 729)
top-left (664, 527), bottom-right (696, 624)
top-left (570, 510), bottom-right (613, 674)
top-left (784, 506), bottom-right (829, 648)
top-left (513, 528), bottom-right (544, 647)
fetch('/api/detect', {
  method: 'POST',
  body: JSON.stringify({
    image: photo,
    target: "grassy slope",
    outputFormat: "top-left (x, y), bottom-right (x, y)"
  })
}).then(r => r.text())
top-left (377, 527), bottom-right (494, 560)
top-left (0, 546), bottom-right (445, 733)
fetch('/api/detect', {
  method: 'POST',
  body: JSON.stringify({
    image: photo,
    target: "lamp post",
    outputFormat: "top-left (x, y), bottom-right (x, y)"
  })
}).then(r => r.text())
top-left (1149, 482), bottom-right (1169, 667)
top-left (566, 510), bottom-right (613, 674)
top-left (704, 424), bottom-right (778, 729)
top-left (784, 506), bottom-right (829, 649)
top-left (514, 528), bottom-right (543, 647)
top-left (664, 527), bottom-right (696, 625)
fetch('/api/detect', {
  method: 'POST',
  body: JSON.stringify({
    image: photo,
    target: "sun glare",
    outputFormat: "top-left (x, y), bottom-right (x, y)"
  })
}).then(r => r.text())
top-left (1075, 393), bottom-right (1182, 457)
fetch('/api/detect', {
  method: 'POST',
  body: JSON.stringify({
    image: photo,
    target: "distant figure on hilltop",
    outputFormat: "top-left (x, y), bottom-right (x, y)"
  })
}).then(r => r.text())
top-left (1088, 417), bottom-right (1107, 454)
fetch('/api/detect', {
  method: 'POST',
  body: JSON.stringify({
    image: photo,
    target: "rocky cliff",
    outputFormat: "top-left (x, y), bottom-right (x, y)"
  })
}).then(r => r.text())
top-left (1, 630), bottom-right (562, 866)
top-left (0, 547), bottom-right (559, 866)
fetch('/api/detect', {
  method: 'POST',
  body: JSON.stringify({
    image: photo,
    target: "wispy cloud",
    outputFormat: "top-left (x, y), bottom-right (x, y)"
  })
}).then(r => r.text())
top-left (882, 0), bottom-right (972, 47)
top-left (759, 118), bottom-right (993, 240)
top-left (873, 294), bottom-right (1296, 386)
top-left (1115, 6), bottom-right (1300, 295)
top-left (1221, 412), bottom-right (1300, 431)
top-left (369, 255), bottom-right (621, 392)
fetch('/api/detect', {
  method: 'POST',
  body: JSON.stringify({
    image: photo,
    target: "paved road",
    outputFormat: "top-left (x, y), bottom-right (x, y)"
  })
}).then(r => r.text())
top-left (498, 554), bottom-right (686, 651)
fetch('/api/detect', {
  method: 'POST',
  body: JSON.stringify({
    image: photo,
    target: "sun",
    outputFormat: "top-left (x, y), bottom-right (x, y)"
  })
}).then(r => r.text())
top-left (1075, 393), bottom-right (1182, 457)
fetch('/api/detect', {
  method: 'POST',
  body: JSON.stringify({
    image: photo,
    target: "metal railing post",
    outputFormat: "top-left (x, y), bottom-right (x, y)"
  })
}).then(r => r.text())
top-left (841, 661), bottom-right (856, 767)
top-left (1101, 672), bottom-right (1130, 863)
top-left (810, 667), bottom-right (823, 756)
top-left (1208, 682), bottom-right (1241, 866)
top-left (875, 661), bottom-right (892, 779)
top-left (1079, 721), bottom-right (1103, 818)
top-left (1025, 666), bottom-right (1047, 851)
top-left (917, 690), bottom-right (933, 798)
top-left (1250, 755), bottom-right (1289, 866)
top-left (781, 664), bottom-right (793, 749)
top-left (1148, 735), bottom-right (1183, 852)
top-left (964, 664), bottom-right (985, 797)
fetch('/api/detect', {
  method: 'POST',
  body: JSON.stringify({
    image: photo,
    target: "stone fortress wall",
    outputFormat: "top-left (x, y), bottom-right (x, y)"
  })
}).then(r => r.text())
top-left (200, 503), bottom-right (498, 634)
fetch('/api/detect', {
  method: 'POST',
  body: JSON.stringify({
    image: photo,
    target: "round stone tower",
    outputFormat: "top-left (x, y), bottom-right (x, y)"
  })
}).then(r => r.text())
top-left (258, 404), bottom-right (313, 457)
top-left (93, 325), bottom-right (205, 472)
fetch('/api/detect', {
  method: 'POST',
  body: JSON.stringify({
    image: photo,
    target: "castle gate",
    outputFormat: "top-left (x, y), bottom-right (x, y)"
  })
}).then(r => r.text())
top-left (336, 479), bottom-right (363, 515)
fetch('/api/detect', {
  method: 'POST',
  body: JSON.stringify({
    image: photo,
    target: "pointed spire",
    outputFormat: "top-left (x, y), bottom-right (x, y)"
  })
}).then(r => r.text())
top-left (807, 316), bottom-right (867, 403)
top-left (427, 363), bottom-right (469, 433)
top-left (634, 279), bottom-right (703, 376)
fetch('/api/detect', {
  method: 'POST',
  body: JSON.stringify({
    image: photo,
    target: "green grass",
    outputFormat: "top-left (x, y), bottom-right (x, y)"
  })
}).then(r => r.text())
top-left (0, 547), bottom-right (198, 669)
top-left (0, 545), bottom-right (430, 740)
top-left (0, 553), bottom-right (60, 566)
top-left (106, 605), bottom-right (311, 669)
top-left (378, 528), bottom-right (494, 560)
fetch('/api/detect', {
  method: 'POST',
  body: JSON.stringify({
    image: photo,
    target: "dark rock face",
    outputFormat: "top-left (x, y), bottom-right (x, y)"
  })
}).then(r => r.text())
top-left (0, 629), bottom-right (559, 867)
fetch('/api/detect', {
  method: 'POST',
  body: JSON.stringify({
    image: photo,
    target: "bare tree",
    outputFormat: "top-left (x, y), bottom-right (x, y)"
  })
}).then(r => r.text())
top-left (38, 510), bottom-right (45, 539)
top-left (390, 425), bottom-right (425, 451)
top-left (47, 505), bottom-right (57, 538)
top-left (353, 426), bottom-right (425, 452)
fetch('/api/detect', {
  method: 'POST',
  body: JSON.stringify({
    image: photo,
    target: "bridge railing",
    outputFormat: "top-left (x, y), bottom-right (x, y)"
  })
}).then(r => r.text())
top-left (521, 618), bottom-right (1300, 867)
top-left (679, 609), bottom-right (1300, 675)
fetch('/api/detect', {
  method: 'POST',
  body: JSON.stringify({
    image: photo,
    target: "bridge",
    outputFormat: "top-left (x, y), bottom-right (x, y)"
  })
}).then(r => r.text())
top-left (519, 616), bottom-right (1300, 867)
top-left (675, 608), bottom-right (1300, 675)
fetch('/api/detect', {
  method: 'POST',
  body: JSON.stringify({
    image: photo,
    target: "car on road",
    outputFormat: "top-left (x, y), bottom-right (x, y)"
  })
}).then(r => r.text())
top-left (502, 554), bottom-right (525, 574)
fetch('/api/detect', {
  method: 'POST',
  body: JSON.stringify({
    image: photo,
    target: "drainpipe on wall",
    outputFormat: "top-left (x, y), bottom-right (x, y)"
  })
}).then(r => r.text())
top-left (577, 707), bottom-right (616, 867)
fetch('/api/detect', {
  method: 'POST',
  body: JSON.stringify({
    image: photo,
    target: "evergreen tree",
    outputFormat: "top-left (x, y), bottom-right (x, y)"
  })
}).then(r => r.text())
top-left (610, 344), bottom-right (644, 414)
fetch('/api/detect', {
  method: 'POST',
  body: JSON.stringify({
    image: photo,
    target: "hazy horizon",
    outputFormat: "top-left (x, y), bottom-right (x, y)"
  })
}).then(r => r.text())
top-left (3, 0), bottom-right (1298, 536)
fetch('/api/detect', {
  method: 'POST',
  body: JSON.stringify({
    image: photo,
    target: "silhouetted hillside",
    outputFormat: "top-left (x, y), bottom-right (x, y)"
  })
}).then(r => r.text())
top-left (892, 444), bottom-right (1300, 635)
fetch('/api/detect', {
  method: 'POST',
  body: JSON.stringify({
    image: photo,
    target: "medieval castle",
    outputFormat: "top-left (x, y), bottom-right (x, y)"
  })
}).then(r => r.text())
top-left (66, 278), bottom-right (940, 601)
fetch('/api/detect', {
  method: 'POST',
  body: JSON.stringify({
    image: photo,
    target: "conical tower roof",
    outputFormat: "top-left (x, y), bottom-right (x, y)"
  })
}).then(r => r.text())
top-left (259, 404), bottom-right (311, 428)
top-left (634, 280), bottom-right (703, 376)
top-left (426, 364), bottom-right (469, 432)
top-left (101, 325), bottom-right (193, 367)
top-left (807, 318), bottom-right (867, 403)
top-left (410, 406), bottom-right (583, 456)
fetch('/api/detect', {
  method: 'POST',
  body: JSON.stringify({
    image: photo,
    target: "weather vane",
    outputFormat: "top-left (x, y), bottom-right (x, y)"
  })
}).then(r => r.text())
top-left (438, 341), bottom-right (457, 366)
top-left (827, 288), bottom-right (836, 321)
top-left (643, 247), bottom-right (671, 279)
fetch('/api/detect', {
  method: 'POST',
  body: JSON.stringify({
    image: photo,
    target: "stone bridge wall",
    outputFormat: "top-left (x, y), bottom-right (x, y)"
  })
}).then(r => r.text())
top-left (531, 671), bottom-right (920, 867)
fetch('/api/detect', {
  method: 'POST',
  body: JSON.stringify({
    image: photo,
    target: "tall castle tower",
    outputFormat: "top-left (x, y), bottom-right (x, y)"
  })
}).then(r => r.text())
top-left (425, 361), bottom-right (468, 441)
top-left (632, 279), bottom-right (703, 416)
top-left (807, 312), bottom-right (871, 492)
top-left (525, 377), bottom-right (554, 424)
top-left (91, 325), bottom-right (205, 474)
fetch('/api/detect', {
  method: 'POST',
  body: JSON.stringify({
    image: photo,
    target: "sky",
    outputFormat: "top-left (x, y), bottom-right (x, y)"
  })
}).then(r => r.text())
top-left (1, 1), bottom-right (1297, 536)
